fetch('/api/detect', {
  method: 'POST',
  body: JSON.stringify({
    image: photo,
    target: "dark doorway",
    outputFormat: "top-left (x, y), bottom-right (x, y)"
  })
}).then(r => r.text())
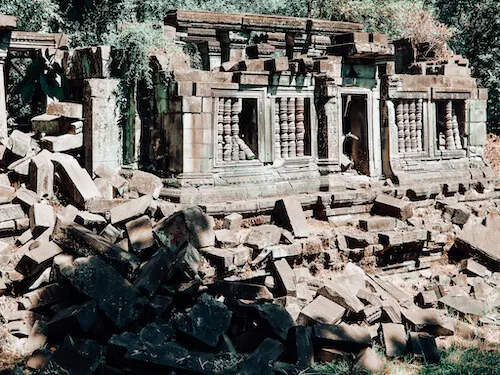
top-left (342, 94), bottom-right (370, 175)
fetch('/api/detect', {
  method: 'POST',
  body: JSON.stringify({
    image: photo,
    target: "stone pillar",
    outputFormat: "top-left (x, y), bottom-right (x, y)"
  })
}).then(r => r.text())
top-left (0, 50), bottom-right (8, 141)
top-left (83, 79), bottom-right (122, 175)
top-left (317, 84), bottom-right (341, 172)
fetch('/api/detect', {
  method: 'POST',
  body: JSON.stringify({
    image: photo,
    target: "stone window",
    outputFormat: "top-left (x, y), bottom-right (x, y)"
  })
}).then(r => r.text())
top-left (394, 99), bottom-right (424, 154)
top-left (436, 100), bottom-right (465, 151)
top-left (273, 96), bottom-right (312, 159)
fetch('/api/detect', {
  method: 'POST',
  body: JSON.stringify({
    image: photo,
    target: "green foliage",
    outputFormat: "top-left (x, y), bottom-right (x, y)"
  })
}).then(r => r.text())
top-left (0, 0), bottom-right (62, 32)
top-left (434, 0), bottom-right (500, 129)
top-left (12, 50), bottom-right (66, 102)
top-left (420, 347), bottom-right (500, 375)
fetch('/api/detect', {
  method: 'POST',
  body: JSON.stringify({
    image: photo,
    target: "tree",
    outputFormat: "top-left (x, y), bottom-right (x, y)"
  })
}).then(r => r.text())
top-left (433, 0), bottom-right (500, 130)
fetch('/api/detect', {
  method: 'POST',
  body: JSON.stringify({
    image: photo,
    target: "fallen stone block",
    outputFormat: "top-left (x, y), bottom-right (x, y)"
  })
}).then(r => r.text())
top-left (48, 337), bottom-right (103, 375)
top-left (177, 293), bottom-right (232, 348)
top-left (129, 170), bottom-right (163, 199)
top-left (99, 224), bottom-right (122, 243)
top-left (244, 225), bottom-right (281, 250)
top-left (53, 157), bottom-right (102, 207)
top-left (438, 294), bottom-right (485, 319)
top-left (18, 283), bottom-right (71, 310)
top-left (0, 183), bottom-right (15, 204)
top-left (125, 215), bottom-right (154, 258)
top-left (373, 195), bottom-right (413, 221)
top-left (317, 278), bottom-right (365, 314)
top-left (297, 295), bottom-right (345, 325)
top-left (379, 323), bottom-right (407, 358)
top-left (273, 198), bottom-right (310, 238)
top-left (288, 326), bottom-right (313, 368)
top-left (46, 101), bottom-right (83, 119)
top-left (215, 228), bottom-right (240, 248)
top-left (453, 222), bottom-right (500, 271)
top-left (273, 259), bottom-right (296, 297)
top-left (60, 256), bottom-right (146, 329)
top-left (29, 203), bottom-right (55, 238)
top-left (401, 308), bottom-right (454, 337)
top-left (344, 232), bottom-right (376, 248)
top-left (13, 187), bottom-right (39, 210)
top-left (355, 347), bottom-right (385, 374)
top-left (155, 206), bottom-right (215, 249)
top-left (94, 164), bottom-right (128, 195)
top-left (134, 247), bottom-right (174, 298)
top-left (16, 229), bottom-right (33, 246)
top-left (300, 235), bottom-right (324, 255)
top-left (41, 133), bottom-right (83, 152)
top-left (48, 300), bottom-right (98, 338)
top-left (440, 201), bottom-right (471, 226)
top-left (201, 246), bottom-right (249, 270)
top-left (239, 338), bottom-right (284, 375)
top-left (109, 195), bottom-right (152, 225)
top-left (93, 178), bottom-right (114, 199)
top-left (223, 212), bottom-right (243, 230)
top-left (26, 349), bottom-right (52, 370)
top-left (414, 290), bottom-right (439, 308)
top-left (23, 320), bottom-right (48, 353)
top-left (217, 280), bottom-right (273, 300)
top-left (0, 203), bottom-right (25, 223)
top-left (408, 332), bottom-right (440, 363)
top-left (459, 258), bottom-right (491, 278)
top-left (313, 324), bottom-right (372, 352)
top-left (54, 222), bottom-right (140, 279)
top-left (75, 211), bottom-right (107, 228)
top-left (15, 241), bottom-right (62, 276)
top-left (7, 130), bottom-right (32, 158)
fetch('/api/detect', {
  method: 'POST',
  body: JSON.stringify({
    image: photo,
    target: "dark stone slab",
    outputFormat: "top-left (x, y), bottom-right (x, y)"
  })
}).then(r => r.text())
top-left (48, 300), bottom-right (98, 339)
top-left (288, 325), bottom-right (313, 368)
top-left (313, 324), bottom-right (372, 352)
top-left (239, 338), bottom-right (284, 375)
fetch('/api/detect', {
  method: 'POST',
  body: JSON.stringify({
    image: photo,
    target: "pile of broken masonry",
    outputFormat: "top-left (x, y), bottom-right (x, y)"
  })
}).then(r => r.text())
top-left (0, 130), bottom-right (499, 375)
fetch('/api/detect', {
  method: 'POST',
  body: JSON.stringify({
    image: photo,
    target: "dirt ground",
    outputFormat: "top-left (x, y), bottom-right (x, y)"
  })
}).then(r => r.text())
top-left (484, 133), bottom-right (500, 175)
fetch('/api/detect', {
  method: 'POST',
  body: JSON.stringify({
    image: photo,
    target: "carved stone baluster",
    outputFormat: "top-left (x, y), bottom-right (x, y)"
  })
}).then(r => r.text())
top-left (275, 100), bottom-right (281, 159)
top-left (295, 97), bottom-right (305, 157)
top-left (288, 97), bottom-right (296, 158)
top-left (280, 98), bottom-right (288, 158)
top-left (223, 98), bottom-right (232, 161)
top-left (453, 113), bottom-right (462, 149)
top-left (396, 101), bottom-right (404, 153)
top-left (416, 98), bottom-right (423, 152)
top-left (217, 98), bottom-right (224, 161)
top-left (445, 100), bottom-right (455, 150)
top-left (403, 102), bottom-right (410, 152)
top-left (409, 100), bottom-right (417, 152)
top-left (231, 98), bottom-right (241, 161)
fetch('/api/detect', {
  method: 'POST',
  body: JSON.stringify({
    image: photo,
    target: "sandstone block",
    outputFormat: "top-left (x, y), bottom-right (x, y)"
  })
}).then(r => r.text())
top-left (297, 295), bottom-right (345, 325)
top-left (379, 323), bottom-right (407, 358)
top-left (129, 170), bottom-right (163, 199)
top-left (29, 203), bottom-right (55, 237)
top-left (373, 195), bottom-right (413, 221)
top-left (273, 198), bottom-right (310, 238)
top-left (273, 258), bottom-right (296, 297)
top-left (110, 195), bottom-right (152, 225)
top-left (223, 212), bottom-right (243, 230)
top-left (125, 215), bottom-right (154, 258)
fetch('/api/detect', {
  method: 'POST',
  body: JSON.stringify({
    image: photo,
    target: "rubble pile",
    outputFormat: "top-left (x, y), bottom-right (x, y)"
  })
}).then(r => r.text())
top-left (0, 132), bottom-right (498, 375)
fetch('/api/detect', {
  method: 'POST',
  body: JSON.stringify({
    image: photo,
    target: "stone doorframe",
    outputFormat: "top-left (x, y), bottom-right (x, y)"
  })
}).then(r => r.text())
top-left (337, 86), bottom-right (382, 177)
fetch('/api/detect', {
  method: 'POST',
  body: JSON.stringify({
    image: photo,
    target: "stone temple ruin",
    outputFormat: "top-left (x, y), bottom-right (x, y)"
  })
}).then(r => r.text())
top-left (0, 9), bottom-right (499, 375)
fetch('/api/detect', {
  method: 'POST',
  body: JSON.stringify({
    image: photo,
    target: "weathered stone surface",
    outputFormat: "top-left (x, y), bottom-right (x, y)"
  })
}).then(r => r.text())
top-left (459, 258), bottom-right (491, 278)
top-left (134, 248), bottom-right (174, 298)
top-left (41, 133), bottom-right (83, 152)
top-left (99, 224), bottom-right (121, 243)
top-left (273, 198), bottom-right (310, 238)
top-left (7, 130), bottom-right (32, 158)
top-left (94, 164), bottom-right (128, 194)
top-left (223, 212), bottom-right (243, 230)
top-left (287, 325), bottom-right (313, 368)
top-left (215, 228), bottom-right (240, 248)
top-left (93, 177), bottom-right (114, 199)
top-left (15, 241), bottom-right (62, 276)
top-left (125, 215), bottom-right (154, 257)
top-left (317, 278), bottom-right (364, 314)
top-left (313, 324), bottom-right (372, 352)
top-left (29, 150), bottom-right (54, 199)
top-left (75, 211), bottom-right (107, 228)
top-left (454, 222), bottom-right (500, 271)
top-left (438, 294), bottom-right (485, 318)
top-left (360, 216), bottom-right (396, 231)
top-left (240, 338), bottom-right (285, 375)
top-left (409, 332), bottom-right (440, 363)
top-left (297, 295), bottom-right (345, 325)
top-left (46, 102), bottom-right (83, 119)
top-left (48, 337), bottom-right (103, 375)
top-left (29, 203), bottom-right (54, 237)
top-left (155, 206), bottom-right (215, 250)
top-left (273, 258), bottom-right (296, 296)
top-left (53, 157), bottom-right (102, 207)
top-left (0, 203), bottom-right (25, 223)
top-left (19, 283), bottom-right (71, 310)
top-left (177, 293), bottom-right (232, 348)
top-left (13, 187), bottom-right (39, 209)
top-left (129, 170), bottom-right (163, 199)
top-left (245, 225), bottom-right (282, 250)
top-left (356, 347), bottom-right (385, 374)
top-left (373, 195), bottom-right (413, 221)
top-left (201, 246), bottom-right (249, 270)
top-left (217, 280), bottom-right (273, 300)
top-left (107, 196), bottom-right (151, 226)
top-left (379, 323), bottom-right (407, 358)
top-left (48, 300), bottom-right (98, 338)
top-left (54, 222), bottom-right (140, 279)
top-left (60, 256), bottom-right (146, 329)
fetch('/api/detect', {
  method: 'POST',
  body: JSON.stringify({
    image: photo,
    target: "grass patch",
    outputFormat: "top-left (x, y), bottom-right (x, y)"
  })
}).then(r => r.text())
top-left (420, 347), bottom-right (500, 375)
